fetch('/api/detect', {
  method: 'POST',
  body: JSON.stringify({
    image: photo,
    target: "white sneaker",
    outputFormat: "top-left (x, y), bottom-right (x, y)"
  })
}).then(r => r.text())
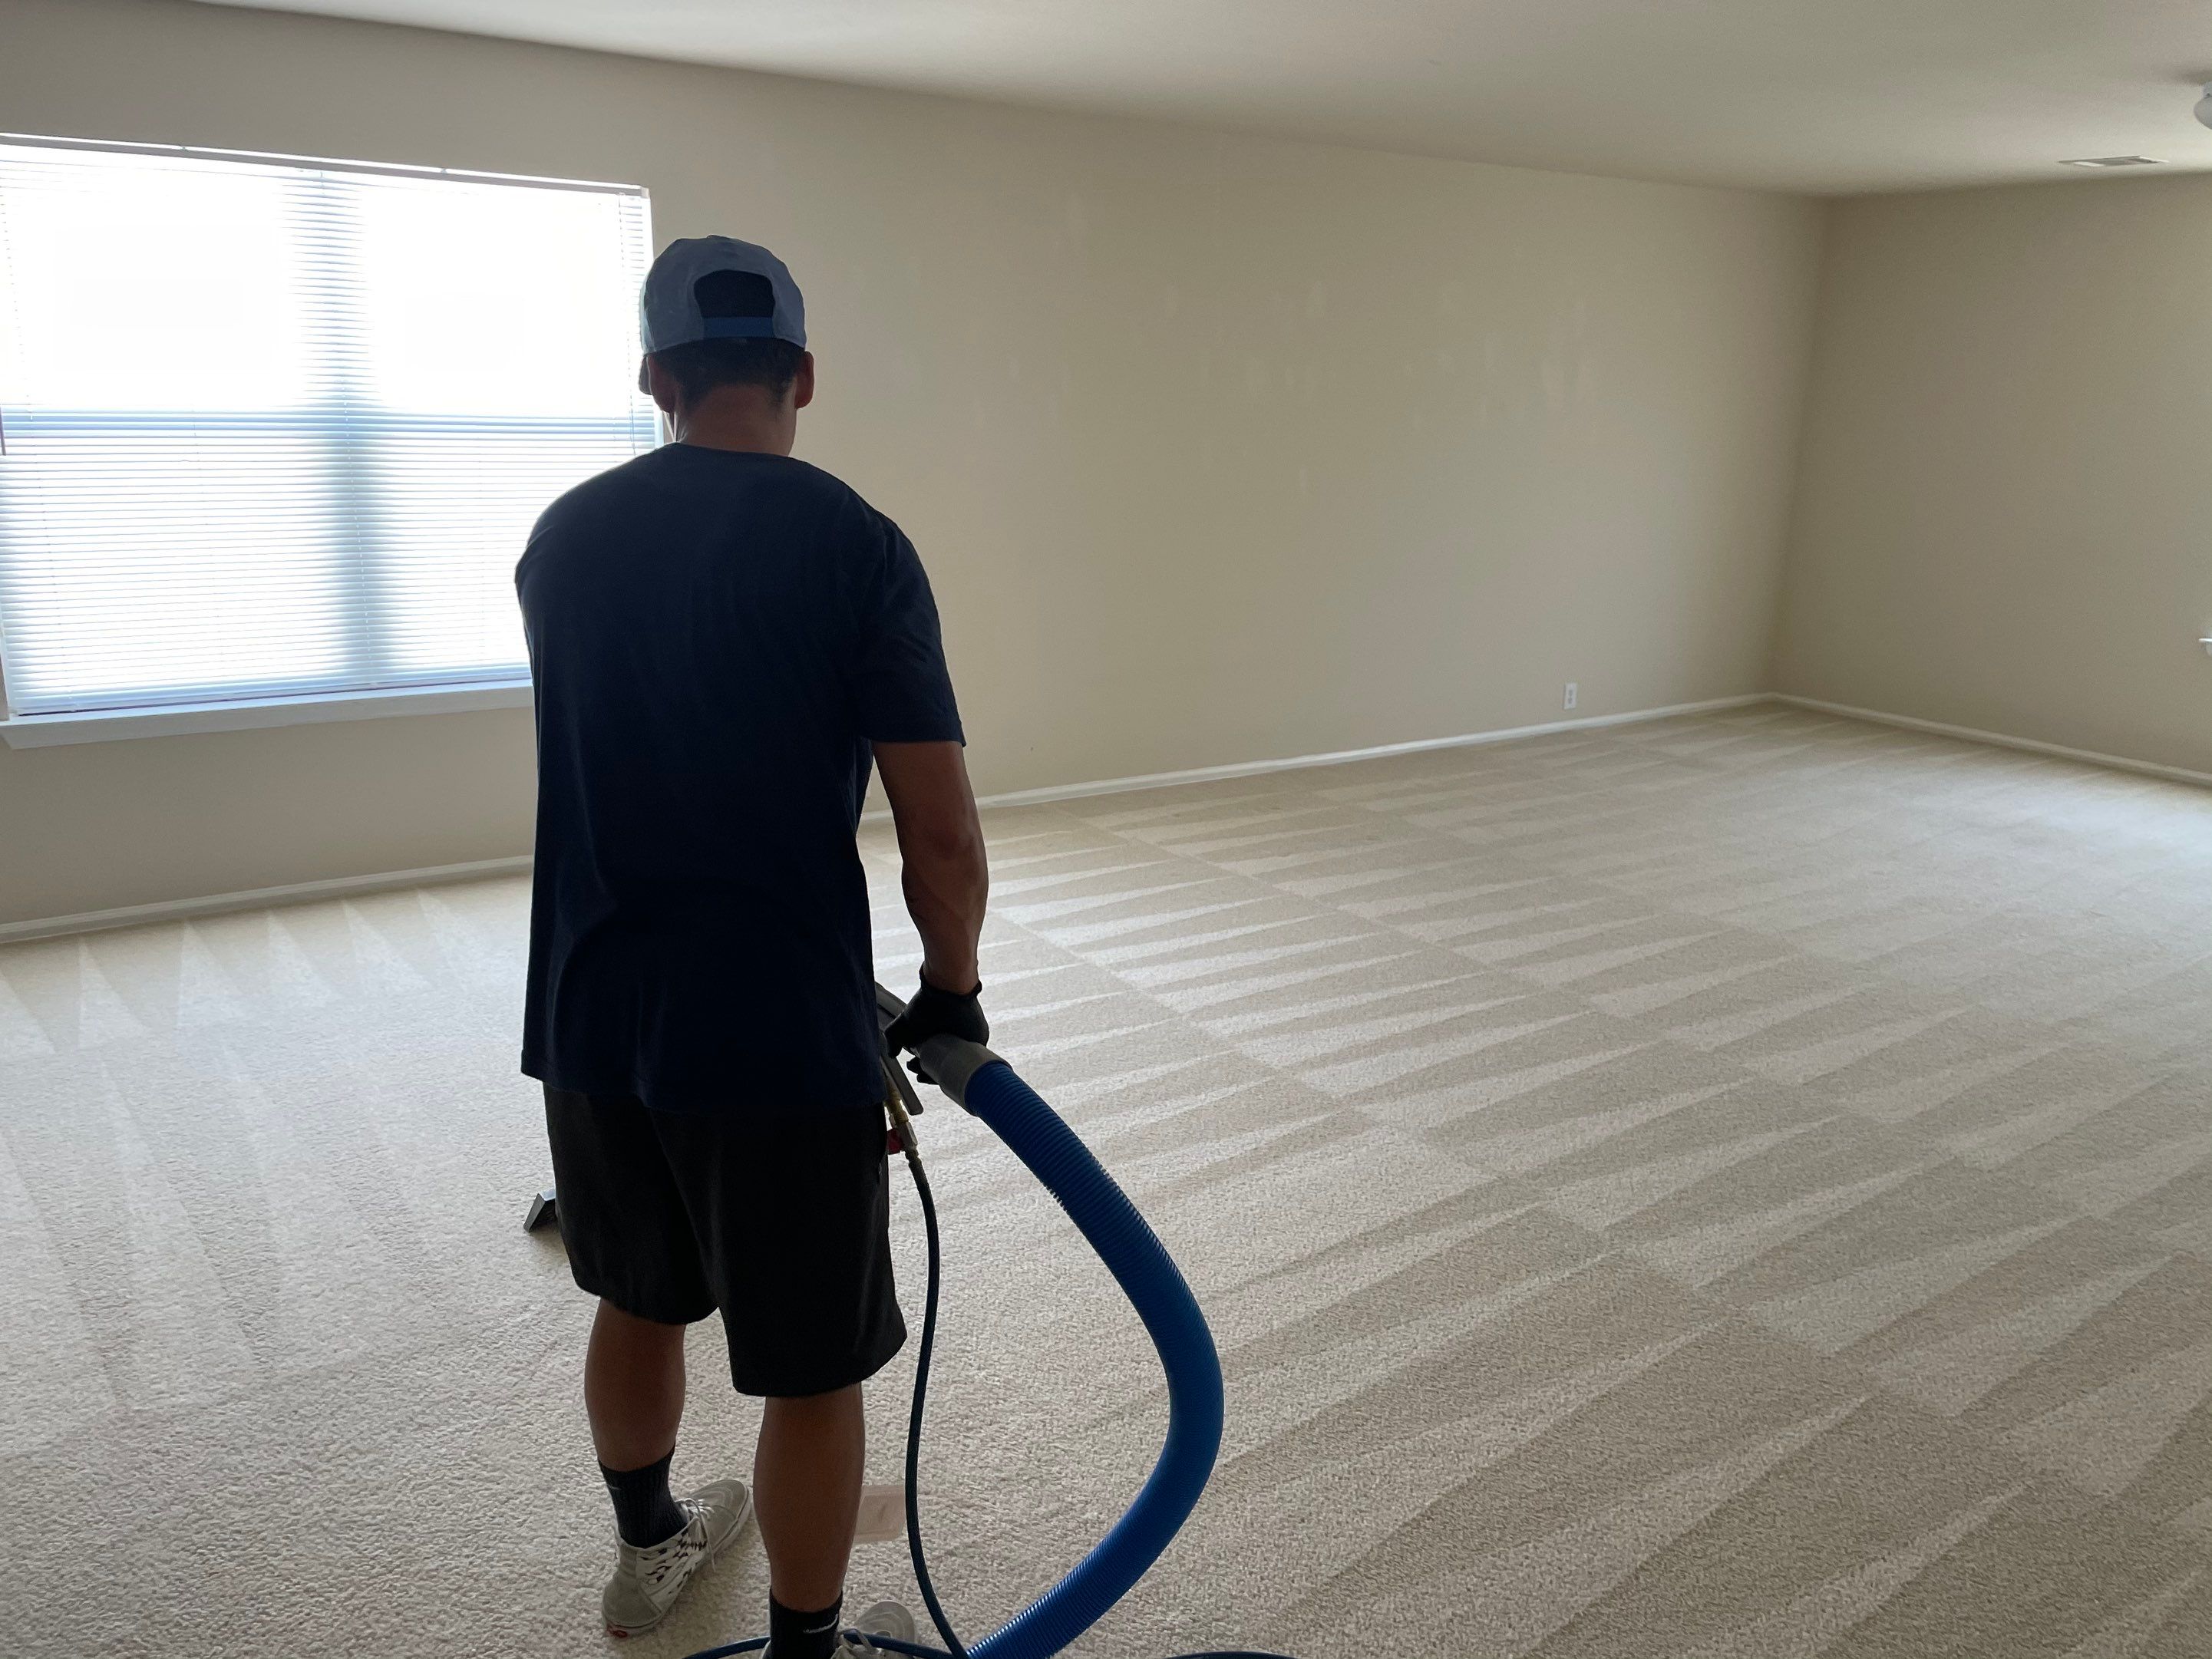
top-left (837, 1599), bottom-right (918, 1654)
top-left (602, 1477), bottom-right (754, 1638)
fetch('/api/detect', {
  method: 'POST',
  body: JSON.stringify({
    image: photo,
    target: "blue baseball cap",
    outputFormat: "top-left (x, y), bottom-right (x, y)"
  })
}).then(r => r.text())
top-left (639, 235), bottom-right (807, 354)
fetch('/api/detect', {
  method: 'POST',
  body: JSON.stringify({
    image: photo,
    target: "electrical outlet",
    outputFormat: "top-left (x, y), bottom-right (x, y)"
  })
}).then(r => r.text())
top-left (1563, 681), bottom-right (1578, 711)
top-left (854, 1483), bottom-right (906, 1543)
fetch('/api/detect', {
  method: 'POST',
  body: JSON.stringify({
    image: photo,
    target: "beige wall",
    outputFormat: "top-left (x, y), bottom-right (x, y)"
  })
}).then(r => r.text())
top-left (0, 0), bottom-right (1822, 925)
top-left (1775, 175), bottom-right (2212, 777)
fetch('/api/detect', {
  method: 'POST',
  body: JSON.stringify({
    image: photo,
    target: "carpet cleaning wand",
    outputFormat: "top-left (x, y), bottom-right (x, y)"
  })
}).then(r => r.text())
top-left (684, 985), bottom-right (1293, 1659)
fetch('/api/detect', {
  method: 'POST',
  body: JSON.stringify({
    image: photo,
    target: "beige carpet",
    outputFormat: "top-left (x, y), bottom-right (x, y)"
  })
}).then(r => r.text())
top-left (2, 703), bottom-right (2208, 1658)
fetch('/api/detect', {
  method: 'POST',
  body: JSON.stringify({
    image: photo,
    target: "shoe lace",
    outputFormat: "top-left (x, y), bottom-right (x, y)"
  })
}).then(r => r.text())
top-left (636, 1512), bottom-right (705, 1589)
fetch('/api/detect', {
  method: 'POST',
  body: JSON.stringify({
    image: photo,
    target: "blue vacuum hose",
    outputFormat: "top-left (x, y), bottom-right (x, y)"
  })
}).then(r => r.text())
top-left (952, 1060), bottom-right (1226, 1659)
top-left (685, 1003), bottom-right (1293, 1659)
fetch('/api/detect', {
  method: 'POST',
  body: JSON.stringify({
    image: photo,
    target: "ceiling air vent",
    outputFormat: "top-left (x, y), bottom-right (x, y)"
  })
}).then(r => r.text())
top-left (2058, 156), bottom-right (2166, 168)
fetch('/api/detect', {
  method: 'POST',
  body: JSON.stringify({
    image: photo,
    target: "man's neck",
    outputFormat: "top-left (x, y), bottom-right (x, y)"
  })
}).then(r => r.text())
top-left (668, 388), bottom-right (794, 455)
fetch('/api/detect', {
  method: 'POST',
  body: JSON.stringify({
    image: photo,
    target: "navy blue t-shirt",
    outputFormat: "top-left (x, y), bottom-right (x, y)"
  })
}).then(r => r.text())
top-left (515, 444), bottom-right (962, 1115)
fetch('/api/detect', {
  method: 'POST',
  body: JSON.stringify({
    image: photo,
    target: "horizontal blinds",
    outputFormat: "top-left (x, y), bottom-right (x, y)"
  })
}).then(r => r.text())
top-left (0, 140), bottom-right (655, 715)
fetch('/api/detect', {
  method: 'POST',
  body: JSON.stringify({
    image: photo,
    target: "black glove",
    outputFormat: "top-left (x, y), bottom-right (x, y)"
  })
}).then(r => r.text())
top-left (884, 974), bottom-right (989, 1075)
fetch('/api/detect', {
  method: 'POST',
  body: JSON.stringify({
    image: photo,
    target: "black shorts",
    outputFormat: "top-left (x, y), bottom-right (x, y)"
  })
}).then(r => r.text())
top-left (543, 1087), bottom-right (907, 1397)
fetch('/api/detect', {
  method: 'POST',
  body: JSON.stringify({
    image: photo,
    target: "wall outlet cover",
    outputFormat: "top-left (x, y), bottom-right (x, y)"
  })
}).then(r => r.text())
top-left (854, 1483), bottom-right (907, 1543)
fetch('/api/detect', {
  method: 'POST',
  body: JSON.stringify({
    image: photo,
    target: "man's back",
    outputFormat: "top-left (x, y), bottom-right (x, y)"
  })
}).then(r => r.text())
top-left (528, 235), bottom-right (989, 1650)
top-left (516, 442), bottom-right (962, 1113)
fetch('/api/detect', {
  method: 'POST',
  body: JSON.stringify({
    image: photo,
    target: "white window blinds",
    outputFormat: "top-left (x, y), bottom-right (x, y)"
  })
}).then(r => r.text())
top-left (0, 137), bottom-right (655, 717)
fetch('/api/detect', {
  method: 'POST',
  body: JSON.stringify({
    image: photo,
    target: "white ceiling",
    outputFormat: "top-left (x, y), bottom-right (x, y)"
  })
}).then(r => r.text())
top-left (196, 0), bottom-right (2212, 194)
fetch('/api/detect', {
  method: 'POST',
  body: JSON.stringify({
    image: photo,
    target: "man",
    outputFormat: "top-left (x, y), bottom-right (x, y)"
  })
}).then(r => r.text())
top-left (515, 236), bottom-right (992, 1656)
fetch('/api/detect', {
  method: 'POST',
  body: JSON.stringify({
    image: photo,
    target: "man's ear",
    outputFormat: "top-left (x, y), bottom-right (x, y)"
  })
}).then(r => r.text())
top-left (791, 351), bottom-right (817, 411)
top-left (641, 354), bottom-right (680, 416)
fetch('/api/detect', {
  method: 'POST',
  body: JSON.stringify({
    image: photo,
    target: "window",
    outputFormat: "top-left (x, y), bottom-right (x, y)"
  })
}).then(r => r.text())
top-left (0, 136), bottom-right (654, 724)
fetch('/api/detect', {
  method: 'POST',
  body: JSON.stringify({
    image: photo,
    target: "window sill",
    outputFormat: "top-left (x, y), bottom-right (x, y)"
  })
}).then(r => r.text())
top-left (0, 679), bottom-right (533, 748)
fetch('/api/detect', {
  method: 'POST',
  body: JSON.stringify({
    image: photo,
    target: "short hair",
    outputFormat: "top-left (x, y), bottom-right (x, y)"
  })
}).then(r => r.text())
top-left (647, 269), bottom-right (804, 405)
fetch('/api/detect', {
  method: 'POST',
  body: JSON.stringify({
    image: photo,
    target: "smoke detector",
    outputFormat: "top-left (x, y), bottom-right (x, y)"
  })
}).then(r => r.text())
top-left (2058, 155), bottom-right (2165, 169)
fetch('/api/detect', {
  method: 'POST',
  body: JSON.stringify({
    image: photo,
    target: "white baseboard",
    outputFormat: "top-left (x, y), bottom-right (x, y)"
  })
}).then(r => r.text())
top-left (3, 694), bottom-right (1768, 945)
top-left (18, 691), bottom-right (2194, 948)
top-left (966, 693), bottom-right (1771, 810)
top-left (0, 855), bottom-right (534, 945)
top-left (1773, 694), bottom-right (2212, 790)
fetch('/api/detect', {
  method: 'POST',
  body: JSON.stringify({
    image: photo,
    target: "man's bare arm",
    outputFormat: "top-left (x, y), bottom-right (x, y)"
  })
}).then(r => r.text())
top-left (873, 740), bottom-right (988, 993)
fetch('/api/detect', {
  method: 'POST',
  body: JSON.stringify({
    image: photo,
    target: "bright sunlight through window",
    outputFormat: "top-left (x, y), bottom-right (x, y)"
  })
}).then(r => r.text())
top-left (0, 137), bottom-right (655, 717)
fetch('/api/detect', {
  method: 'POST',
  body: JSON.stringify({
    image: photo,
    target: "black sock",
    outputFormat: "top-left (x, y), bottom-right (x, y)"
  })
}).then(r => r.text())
top-left (766, 1593), bottom-right (844, 1659)
top-left (599, 1450), bottom-right (687, 1548)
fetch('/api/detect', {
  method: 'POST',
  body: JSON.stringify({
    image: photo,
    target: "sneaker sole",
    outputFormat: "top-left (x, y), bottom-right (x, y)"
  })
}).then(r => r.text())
top-left (603, 1495), bottom-right (756, 1639)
